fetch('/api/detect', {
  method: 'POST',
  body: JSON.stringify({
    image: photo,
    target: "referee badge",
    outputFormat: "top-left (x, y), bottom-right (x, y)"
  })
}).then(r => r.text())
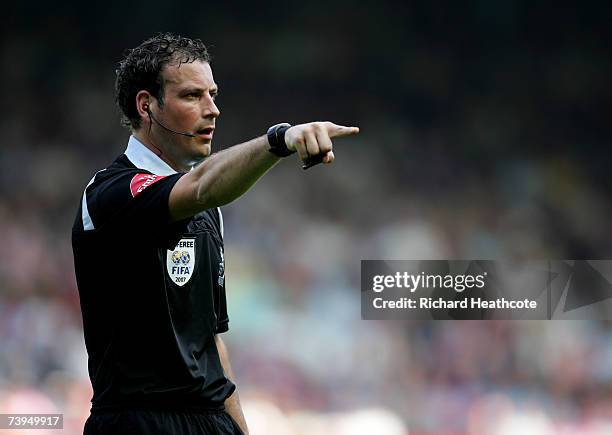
top-left (167, 238), bottom-right (196, 286)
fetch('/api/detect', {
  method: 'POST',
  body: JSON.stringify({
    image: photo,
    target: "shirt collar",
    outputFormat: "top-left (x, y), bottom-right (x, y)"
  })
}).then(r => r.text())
top-left (124, 135), bottom-right (177, 176)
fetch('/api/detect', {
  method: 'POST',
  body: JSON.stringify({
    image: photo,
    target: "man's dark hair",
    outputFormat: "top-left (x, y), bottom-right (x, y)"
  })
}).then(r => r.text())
top-left (115, 32), bottom-right (211, 130)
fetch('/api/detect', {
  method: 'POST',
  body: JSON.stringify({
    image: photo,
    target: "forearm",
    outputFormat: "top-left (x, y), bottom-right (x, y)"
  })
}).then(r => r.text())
top-left (195, 135), bottom-right (279, 207)
top-left (170, 135), bottom-right (279, 220)
top-left (224, 387), bottom-right (248, 435)
top-left (215, 335), bottom-right (249, 435)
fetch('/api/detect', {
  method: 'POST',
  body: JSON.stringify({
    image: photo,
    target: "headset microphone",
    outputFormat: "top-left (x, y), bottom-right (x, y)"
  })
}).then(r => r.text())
top-left (145, 106), bottom-right (196, 137)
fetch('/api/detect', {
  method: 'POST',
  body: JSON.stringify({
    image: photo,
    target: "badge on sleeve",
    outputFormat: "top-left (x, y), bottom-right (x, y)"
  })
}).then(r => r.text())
top-left (167, 238), bottom-right (196, 286)
top-left (130, 173), bottom-right (166, 197)
top-left (218, 249), bottom-right (225, 287)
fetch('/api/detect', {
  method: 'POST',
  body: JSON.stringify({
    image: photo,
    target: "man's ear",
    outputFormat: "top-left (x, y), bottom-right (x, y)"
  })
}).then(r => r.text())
top-left (135, 91), bottom-right (153, 120)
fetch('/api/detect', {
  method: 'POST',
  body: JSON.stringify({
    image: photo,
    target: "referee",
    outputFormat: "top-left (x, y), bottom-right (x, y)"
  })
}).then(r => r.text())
top-left (72, 33), bottom-right (358, 435)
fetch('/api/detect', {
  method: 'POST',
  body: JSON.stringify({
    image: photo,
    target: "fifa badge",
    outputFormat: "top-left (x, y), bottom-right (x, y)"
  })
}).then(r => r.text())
top-left (166, 238), bottom-right (196, 286)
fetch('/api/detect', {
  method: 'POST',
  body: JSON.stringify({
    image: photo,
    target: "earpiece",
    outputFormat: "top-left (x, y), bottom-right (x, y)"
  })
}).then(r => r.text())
top-left (144, 101), bottom-right (196, 138)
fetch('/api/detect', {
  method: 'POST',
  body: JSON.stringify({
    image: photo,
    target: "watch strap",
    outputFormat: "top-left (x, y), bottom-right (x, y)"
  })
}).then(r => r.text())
top-left (267, 123), bottom-right (294, 157)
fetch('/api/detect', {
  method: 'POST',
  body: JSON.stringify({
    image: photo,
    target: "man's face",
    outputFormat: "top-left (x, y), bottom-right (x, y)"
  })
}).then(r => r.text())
top-left (149, 60), bottom-right (220, 170)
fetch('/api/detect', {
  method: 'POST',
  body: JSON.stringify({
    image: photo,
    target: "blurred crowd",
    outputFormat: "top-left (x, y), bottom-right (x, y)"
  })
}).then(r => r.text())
top-left (1, 1), bottom-right (612, 433)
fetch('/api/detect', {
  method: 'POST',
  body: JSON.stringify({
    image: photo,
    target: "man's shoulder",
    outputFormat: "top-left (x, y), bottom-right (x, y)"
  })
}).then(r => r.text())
top-left (73, 154), bottom-right (181, 235)
top-left (88, 154), bottom-right (143, 185)
top-left (85, 154), bottom-right (172, 198)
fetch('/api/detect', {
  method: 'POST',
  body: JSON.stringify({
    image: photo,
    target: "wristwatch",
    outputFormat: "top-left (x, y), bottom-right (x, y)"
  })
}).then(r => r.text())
top-left (267, 123), bottom-right (294, 157)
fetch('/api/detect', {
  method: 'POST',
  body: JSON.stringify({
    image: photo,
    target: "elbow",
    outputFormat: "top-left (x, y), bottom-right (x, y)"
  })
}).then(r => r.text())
top-left (195, 180), bottom-right (216, 209)
top-left (195, 176), bottom-right (235, 209)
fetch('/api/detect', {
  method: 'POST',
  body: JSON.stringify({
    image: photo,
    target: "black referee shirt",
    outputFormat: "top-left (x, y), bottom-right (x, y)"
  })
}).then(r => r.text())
top-left (72, 136), bottom-right (235, 411)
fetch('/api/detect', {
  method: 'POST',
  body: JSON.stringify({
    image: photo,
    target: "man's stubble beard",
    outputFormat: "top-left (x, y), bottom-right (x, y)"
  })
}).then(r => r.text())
top-left (153, 127), bottom-right (198, 171)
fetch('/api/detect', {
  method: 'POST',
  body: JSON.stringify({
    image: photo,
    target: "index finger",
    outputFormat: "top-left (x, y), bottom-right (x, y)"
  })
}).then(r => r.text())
top-left (325, 123), bottom-right (360, 138)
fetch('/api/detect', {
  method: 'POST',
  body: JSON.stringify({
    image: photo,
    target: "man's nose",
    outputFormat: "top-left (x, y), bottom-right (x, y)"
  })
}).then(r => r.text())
top-left (202, 97), bottom-right (220, 118)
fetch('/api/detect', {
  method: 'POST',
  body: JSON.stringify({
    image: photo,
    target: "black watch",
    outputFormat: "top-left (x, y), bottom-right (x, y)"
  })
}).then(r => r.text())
top-left (267, 123), bottom-right (294, 157)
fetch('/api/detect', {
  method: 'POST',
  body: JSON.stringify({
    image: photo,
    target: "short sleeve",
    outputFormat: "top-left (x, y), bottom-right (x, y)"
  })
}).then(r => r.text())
top-left (83, 170), bottom-right (188, 248)
top-left (215, 289), bottom-right (229, 334)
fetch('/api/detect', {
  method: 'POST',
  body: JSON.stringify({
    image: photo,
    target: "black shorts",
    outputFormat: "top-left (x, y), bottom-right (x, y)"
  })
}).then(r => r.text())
top-left (84, 408), bottom-right (245, 435)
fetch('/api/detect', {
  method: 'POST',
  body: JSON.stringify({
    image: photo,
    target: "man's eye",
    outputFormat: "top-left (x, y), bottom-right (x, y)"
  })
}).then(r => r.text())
top-left (185, 93), bottom-right (200, 100)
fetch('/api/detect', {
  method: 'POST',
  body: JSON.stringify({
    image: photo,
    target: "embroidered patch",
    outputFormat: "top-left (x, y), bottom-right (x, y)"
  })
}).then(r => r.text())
top-left (167, 238), bottom-right (196, 286)
top-left (218, 249), bottom-right (225, 287)
top-left (130, 173), bottom-right (166, 197)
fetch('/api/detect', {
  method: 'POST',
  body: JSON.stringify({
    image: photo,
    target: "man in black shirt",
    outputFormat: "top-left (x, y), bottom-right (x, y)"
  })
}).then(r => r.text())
top-left (72, 33), bottom-right (358, 434)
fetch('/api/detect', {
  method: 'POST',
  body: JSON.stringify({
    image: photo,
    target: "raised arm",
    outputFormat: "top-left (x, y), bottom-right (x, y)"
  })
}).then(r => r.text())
top-left (168, 121), bottom-right (359, 221)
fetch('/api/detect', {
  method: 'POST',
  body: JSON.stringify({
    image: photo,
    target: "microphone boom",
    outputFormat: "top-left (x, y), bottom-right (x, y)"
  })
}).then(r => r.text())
top-left (146, 108), bottom-right (196, 137)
